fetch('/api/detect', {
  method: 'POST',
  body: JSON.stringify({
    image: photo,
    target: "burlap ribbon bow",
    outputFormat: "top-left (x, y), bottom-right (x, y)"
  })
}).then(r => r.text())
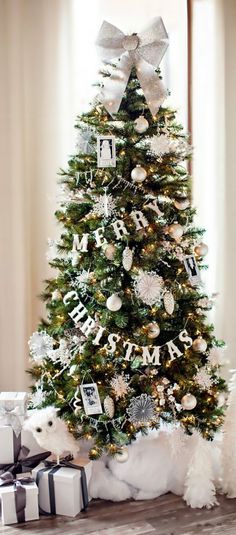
top-left (96, 17), bottom-right (168, 116)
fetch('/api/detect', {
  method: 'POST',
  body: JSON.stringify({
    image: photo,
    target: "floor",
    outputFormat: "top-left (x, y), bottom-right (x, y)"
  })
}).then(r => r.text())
top-left (1, 494), bottom-right (236, 534)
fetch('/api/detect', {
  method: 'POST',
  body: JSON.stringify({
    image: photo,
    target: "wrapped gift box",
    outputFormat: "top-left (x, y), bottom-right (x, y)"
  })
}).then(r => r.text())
top-left (0, 475), bottom-right (39, 525)
top-left (32, 457), bottom-right (92, 517)
top-left (0, 392), bottom-right (28, 432)
top-left (0, 425), bottom-right (49, 466)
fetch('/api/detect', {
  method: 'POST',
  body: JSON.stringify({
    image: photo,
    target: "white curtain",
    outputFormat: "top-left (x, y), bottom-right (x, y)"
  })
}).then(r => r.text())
top-left (192, 0), bottom-right (236, 372)
top-left (1, 0), bottom-right (234, 390)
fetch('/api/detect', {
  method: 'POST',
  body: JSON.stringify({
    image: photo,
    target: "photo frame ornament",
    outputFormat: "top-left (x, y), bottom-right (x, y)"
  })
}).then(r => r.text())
top-left (97, 135), bottom-right (116, 168)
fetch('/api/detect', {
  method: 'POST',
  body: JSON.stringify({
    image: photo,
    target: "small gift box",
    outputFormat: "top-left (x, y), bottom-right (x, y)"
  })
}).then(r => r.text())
top-left (0, 425), bottom-right (49, 466)
top-left (0, 392), bottom-right (28, 436)
top-left (32, 456), bottom-right (92, 517)
top-left (0, 472), bottom-right (39, 525)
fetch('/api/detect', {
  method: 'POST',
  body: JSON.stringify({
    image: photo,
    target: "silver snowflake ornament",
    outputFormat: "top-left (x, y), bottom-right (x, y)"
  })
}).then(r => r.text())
top-left (71, 269), bottom-right (92, 296)
top-left (91, 191), bottom-right (117, 219)
top-left (127, 393), bottom-right (156, 425)
top-left (149, 134), bottom-right (191, 160)
top-left (47, 339), bottom-right (72, 365)
top-left (30, 383), bottom-right (46, 408)
top-left (28, 331), bottom-right (54, 363)
top-left (110, 374), bottom-right (131, 400)
top-left (194, 366), bottom-right (213, 390)
top-left (76, 127), bottom-right (95, 155)
top-left (134, 271), bottom-right (164, 306)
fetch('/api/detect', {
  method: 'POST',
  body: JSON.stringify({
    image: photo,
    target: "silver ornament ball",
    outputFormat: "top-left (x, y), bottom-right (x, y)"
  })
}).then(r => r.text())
top-left (131, 165), bottom-right (147, 183)
top-left (194, 243), bottom-right (209, 257)
top-left (106, 293), bottom-right (122, 312)
top-left (192, 337), bottom-right (208, 353)
top-left (181, 393), bottom-right (197, 410)
top-left (168, 223), bottom-right (184, 240)
top-left (147, 322), bottom-right (160, 339)
top-left (134, 116), bottom-right (149, 134)
top-left (104, 244), bottom-right (116, 260)
top-left (115, 446), bottom-right (129, 463)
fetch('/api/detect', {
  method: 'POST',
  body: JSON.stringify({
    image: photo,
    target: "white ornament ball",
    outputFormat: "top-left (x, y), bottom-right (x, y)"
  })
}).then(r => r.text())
top-left (194, 243), bottom-right (209, 257)
top-left (147, 322), bottom-right (160, 339)
top-left (192, 337), bottom-right (208, 353)
top-left (181, 393), bottom-right (197, 410)
top-left (104, 244), bottom-right (116, 260)
top-left (174, 199), bottom-right (190, 210)
top-left (115, 446), bottom-right (129, 463)
top-left (131, 165), bottom-right (147, 183)
top-left (106, 294), bottom-right (122, 312)
top-left (168, 223), bottom-right (184, 240)
top-left (134, 116), bottom-right (149, 134)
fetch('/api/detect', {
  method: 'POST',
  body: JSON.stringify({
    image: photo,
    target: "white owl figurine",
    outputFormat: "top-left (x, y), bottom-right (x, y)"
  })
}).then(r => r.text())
top-left (24, 406), bottom-right (79, 464)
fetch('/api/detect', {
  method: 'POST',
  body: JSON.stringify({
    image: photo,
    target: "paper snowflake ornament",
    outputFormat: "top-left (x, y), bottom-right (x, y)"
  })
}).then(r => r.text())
top-left (91, 191), bottom-right (117, 219)
top-left (28, 331), bottom-right (54, 363)
top-left (57, 184), bottom-right (85, 206)
top-left (127, 393), bottom-right (156, 425)
top-left (30, 383), bottom-right (46, 408)
top-left (149, 134), bottom-right (177, 156)
top-left (194, 366), bottom-right (213, 390)
top-left (110, 374), bottom-right (131, 400)
top-left (134, 271), bottom-right (164, 306)
top-left (47, 339), bottom-right (72, 365)
top-left (149, 134), bottom-right (191, 160)
top-left (208, 347), bottom-right (225, 366)
top-left (72, 270), bottom-right (92, 296)
top-left (76, 127), bottom-right (95, 155)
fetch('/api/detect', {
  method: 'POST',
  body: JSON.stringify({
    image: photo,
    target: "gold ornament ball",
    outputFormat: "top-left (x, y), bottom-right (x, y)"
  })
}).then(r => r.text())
top-left (134, 116), bottom-right (149, 134)
top-left (181, 393), bottom-right (197, 410)
top-left (194, 243), bottom-right (209, 257)
top-left (192, 337), bottom-right (208, 353)
top-left (131, 165), bottom-right (147, 183)
top-left (168, 223), bottom-right (184, 240)
top-left (147, 322), bottom-right (160, 339)
top-left (115, 446), bottom-right (129, 463)
top-left (104, 244), bottom-right (116, 260)
top-left (106, 293), bottom-right (122, 312)
top-left (174, 199), bottom-right (190, 210)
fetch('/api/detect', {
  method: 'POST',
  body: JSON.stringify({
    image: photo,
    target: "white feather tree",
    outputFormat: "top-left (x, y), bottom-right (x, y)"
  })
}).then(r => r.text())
top-left (221, 372), bottom-right (236, 497)
top-left (183, 432), bottom-right (217, 508)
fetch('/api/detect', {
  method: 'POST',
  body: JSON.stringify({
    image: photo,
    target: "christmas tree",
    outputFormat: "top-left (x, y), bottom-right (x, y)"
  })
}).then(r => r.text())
top-left (28, 18), bottom-right (227, 459)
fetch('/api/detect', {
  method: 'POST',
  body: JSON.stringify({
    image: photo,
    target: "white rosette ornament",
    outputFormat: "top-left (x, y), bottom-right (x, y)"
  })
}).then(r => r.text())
top-left (134, 271), bottom-right (164, 306)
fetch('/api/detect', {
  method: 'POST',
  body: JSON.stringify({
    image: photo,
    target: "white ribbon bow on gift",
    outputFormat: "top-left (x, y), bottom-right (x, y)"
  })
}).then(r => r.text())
top-left (0, 406), bottom-right (23, 437)
top-left (96, 17), bottom-right (169, 116)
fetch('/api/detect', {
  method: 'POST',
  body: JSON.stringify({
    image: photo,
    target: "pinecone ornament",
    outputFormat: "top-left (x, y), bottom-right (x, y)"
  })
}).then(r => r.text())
top-left (122, 246), bottom-right (133, 271)
top-left (164, 291), bottom-right (175, 315)
top-left (104, 396), bottom-right (115, 418)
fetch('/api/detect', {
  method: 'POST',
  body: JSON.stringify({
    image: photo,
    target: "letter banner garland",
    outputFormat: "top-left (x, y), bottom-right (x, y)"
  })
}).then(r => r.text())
top-left (63, 291), bottom-right (193, 366)
top-left (96, 18), bottom-right (169, 116)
